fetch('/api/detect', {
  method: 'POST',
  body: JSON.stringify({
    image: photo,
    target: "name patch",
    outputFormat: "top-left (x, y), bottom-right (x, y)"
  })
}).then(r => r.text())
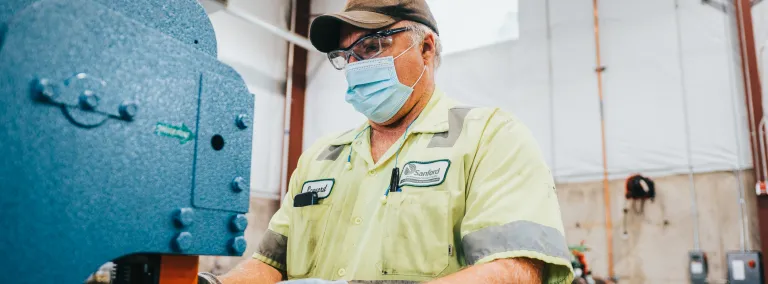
top-left (301, 179), bottom-right (334, 199)
top-left (399, 160), bottom-right (451, 187)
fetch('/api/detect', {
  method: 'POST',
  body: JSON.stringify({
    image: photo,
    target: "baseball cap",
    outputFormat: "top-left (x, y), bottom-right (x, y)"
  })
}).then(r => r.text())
top-left (309, 0), bottom-right (439, 53)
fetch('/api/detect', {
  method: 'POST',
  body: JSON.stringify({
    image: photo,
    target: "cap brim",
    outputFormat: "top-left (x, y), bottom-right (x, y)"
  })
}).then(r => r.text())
top-left (310, 11), bottom-right (397, 53)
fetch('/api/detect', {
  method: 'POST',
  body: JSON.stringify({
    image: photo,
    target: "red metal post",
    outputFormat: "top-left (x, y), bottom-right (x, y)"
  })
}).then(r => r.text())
top-left (734, 0), bottom-right (767, 274)
top-left (285, 0), bottom-right (311, 192)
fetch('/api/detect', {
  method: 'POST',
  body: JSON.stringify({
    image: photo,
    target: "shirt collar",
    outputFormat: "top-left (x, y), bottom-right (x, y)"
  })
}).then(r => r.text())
top-left (329, 88), bottom-right (454, 146)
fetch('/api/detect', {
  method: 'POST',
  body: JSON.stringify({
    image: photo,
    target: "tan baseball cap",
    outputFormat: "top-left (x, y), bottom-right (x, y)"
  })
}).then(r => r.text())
top-left (309, 0), bottom-right (439, 53)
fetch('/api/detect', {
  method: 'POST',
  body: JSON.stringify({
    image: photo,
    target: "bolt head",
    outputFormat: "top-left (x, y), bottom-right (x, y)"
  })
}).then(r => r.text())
top-left (174, 207), bottom-right (195, 227)
top-left (33, 78), bottom-right (56, 100)
top-left (230, 236), bottom-right (247, 255)
top-left (232, 177), bottom-right (248, 192)
top-left (231, 214), bottom-right (248, 232)
top-left (236, 114), bottom-right (250, 130)
top-left (119, 101), bottom-right (139, 120)
top-left (174, 232), bottom-right (193, 251)
top-left (79, 91), bottom-right (99, 109)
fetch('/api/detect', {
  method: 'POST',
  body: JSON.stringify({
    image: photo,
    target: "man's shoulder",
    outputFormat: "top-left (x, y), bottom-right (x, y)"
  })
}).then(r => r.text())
top-left (300, 127), bottom-right (359, 161)
top-left (441, 97), bottom-right (520, 132)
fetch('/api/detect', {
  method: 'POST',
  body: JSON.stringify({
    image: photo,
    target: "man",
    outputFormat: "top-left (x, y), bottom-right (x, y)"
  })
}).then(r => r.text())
top-left (201, 1), bottom-right (573, 283)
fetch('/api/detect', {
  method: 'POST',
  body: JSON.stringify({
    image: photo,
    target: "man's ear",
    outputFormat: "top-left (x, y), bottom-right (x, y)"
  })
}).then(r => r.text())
top-left (421, 32), bottom-right (436, 65)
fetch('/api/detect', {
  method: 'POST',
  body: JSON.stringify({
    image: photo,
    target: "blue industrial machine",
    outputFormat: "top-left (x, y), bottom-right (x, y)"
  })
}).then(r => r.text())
top-left (0, 0), bottom-right (253, 283)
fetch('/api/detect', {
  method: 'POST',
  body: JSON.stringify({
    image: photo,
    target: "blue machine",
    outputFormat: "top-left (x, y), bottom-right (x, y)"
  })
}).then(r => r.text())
top-left (0, 0), bottom-right (253, 283)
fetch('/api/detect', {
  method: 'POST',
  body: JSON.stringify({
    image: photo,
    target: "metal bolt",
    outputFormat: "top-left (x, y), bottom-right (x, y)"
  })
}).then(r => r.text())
top-left (231, 214), bottom-right (248, 232)
top-left (32, 78), bottom-right (56, 100)
top-left (230, 236), bottom-right (247, 255)
top-left (173, 232), bottom-right (193, 251)
top-left (174, 207), bottom-right (195, 227)
top-left (231, 176), bottom-right (248, 192)
top-left (79, 90), bottom-right (99, 109)
top-left (235, 114), bottom-right (250, 130)
top-left (119, 101), bottom-right (139, 120)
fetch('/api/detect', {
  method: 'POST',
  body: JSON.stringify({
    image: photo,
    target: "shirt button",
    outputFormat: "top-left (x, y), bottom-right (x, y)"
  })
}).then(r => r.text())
top-left (337, 268), bottom-right (346, 276)
top-left (368, 170), bottom-right (376, 176)
top-left (353, 217), bottom-right (363, 225)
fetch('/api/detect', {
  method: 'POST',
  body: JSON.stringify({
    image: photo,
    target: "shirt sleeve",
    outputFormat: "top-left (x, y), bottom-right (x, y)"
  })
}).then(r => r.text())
top-left (252, 172), bottom-right (296, 271)
top-left (461, 111), bottom-right (573, 284)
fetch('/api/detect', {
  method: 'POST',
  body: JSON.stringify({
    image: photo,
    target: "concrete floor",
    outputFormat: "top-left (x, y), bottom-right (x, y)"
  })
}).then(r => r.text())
top-left (202, 170), bottom-right (761, 283)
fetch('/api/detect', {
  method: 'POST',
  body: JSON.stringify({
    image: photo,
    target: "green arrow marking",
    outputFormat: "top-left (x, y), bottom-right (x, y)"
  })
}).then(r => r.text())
top-left (154, 122), bottom-right (195, 144)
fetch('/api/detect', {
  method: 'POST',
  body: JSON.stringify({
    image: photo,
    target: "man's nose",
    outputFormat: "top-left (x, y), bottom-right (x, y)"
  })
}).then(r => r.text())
top-left (348, 56), bottom-right (360, 64)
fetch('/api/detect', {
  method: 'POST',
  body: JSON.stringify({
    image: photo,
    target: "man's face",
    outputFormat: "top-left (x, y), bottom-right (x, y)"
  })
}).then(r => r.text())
top-left (338, 21), bottom-right (428, 125)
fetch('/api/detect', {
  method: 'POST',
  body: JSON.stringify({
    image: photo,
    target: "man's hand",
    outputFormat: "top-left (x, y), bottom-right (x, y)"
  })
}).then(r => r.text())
top-left (215, 258), bottom-right (284, 284)
top-left (426, 257), bottom-right (544, 284)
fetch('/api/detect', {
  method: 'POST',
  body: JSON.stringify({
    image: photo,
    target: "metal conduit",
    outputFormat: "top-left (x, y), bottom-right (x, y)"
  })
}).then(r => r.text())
top-left (724, 1), bottom-right (751, 252)
top-left (591, 0), bottom-right (614, 278)
top-left (672, 0), bottom-right (702, 251)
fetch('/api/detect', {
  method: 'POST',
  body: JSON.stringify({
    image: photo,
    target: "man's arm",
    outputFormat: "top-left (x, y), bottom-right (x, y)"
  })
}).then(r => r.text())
top-left (450, 111), bottom-right (573, 283)
top-left (428, 258), bottom-right (544, 284)
top-left (216, 258), bottom-right (283, 284)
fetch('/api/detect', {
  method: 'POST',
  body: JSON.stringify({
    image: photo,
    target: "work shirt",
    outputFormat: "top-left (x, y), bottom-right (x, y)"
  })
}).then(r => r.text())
top-left (254, 89), bottom-right (573, 283)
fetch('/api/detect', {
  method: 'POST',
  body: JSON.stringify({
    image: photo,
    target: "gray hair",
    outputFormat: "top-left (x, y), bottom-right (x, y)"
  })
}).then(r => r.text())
top-left (404, 21), bottom-right (442, 68)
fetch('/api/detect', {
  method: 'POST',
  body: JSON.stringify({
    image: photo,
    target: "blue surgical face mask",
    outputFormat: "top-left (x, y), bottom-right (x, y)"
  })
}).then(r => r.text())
top-left (344, 44), bottom-right (426, 124)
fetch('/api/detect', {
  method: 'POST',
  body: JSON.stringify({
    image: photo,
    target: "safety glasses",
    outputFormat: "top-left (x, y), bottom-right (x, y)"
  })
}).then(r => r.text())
top-left (327, 27), bottom-right (412, 70)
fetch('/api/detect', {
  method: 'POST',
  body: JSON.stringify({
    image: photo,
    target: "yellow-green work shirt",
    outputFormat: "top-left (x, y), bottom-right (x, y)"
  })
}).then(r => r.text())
top-left (254, 89), bottom-right (573, 283)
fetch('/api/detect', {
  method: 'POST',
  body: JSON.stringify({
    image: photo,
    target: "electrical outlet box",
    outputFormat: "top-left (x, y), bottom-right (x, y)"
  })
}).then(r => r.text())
top-left (726, 251), bottom-right (764, 283)
top-left (689, 250), bottom-right (708, 284)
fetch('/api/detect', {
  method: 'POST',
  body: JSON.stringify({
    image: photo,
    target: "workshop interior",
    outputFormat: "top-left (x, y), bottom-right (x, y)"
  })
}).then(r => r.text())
top-left (1, 0), bottom-right (768, 283)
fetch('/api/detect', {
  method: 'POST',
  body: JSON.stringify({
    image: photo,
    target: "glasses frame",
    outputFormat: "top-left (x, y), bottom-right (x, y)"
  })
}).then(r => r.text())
top-left (327, 27), bottom-right (412, 70)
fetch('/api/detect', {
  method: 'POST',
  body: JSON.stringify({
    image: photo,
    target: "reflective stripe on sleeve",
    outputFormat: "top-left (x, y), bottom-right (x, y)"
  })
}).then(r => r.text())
top-left (256, 229), bottom-right (288, 268)
top-left (461, 220), bottom-right (570, 265)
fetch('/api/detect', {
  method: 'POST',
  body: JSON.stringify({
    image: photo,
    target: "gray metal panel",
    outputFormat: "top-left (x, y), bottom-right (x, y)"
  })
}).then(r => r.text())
top-left (0, 0), bottom-right (218, 57)
top-left (0, 0), bottom-right (252, 283)
top-left (193, 71), bottom-right (253, 213)
top-left (727, 251), bottom-right (764, 284)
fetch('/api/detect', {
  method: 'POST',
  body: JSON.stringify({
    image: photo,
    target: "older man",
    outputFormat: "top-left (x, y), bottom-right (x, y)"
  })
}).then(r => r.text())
top-left (201, 1), bottom-right (573, 283)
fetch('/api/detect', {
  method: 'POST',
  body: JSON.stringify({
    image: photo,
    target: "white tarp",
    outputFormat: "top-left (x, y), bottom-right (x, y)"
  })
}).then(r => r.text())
top-left (305, 0), bottom-right (756, 183)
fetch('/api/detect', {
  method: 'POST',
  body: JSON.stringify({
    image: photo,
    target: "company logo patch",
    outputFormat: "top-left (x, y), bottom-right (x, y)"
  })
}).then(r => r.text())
top-left (399, 160), bottom-right (451, 187)
top-left (301, 179), bottom-right (335, 199)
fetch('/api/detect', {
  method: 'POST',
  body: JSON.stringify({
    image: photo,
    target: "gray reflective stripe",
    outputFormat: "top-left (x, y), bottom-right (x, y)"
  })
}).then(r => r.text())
top-left (427, 107), bottom-right (474, 148)
top-left (349, 281), bottom-right (418, 284)
top-left (256, 229), bottom-right (287, 268)
top-left (462, 220), bottom-right (570, 265)
top-left (316, 145), bottom-right (345, 161)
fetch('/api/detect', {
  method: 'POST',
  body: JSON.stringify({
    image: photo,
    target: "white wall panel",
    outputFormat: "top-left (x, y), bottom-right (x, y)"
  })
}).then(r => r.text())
top-left (600, 0), bottom-right (689, 175)
top-left (548, 0), bottom-right (605, 181)
top-left (207, 0), bottom-right (289, 197)
top-left (435, 0), bottom-right (553, 171)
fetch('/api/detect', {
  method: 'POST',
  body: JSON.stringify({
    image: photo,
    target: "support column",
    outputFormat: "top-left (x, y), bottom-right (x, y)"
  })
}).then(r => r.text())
top-left (734, 0), bottom-right (767, 273)
top-left (285, 0), bottom-right (311, 194)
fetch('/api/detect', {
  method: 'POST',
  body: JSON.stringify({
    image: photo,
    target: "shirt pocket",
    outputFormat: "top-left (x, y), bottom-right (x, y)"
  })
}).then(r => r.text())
top-left (381, 190), bottom-right (451, 277)
top-left (288, 203), bottom-right (333, 278)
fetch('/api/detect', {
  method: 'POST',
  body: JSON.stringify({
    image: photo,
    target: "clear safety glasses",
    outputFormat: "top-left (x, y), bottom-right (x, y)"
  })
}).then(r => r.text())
top-left (327, 27), bottom-right (412, 70)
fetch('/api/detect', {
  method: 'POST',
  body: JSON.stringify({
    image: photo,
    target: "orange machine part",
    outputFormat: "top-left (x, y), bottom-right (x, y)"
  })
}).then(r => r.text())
top-left (159, 255), bottom-right (199, 284)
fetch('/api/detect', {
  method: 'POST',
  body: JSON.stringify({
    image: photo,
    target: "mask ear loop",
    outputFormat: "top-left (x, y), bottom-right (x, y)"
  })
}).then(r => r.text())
top-left (410, 65), bottom-right (427, 89)
top-left (393, 41), bottom-right (418, 60)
